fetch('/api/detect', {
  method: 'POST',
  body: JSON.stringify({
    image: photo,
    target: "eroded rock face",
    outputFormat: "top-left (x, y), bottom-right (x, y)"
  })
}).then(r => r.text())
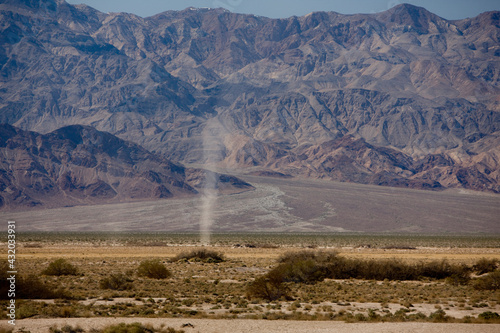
top-left (0, 1), bottom-right (499, 192)
top-left (0, 124), bottom-right (253, 210)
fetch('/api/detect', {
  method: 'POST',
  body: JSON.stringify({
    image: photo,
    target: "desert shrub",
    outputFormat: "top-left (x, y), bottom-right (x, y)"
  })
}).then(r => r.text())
top-left (444, 264), bottom-right (472, 286)
top-left (341, 259), bottom-right (470, 281)
top-left (247, 251), bottom-right (488, 301)
top-left (100, 323), bottom-right (184, 333)
top-left (354, 259), bottom-right (417, 280)
top-left (277, 252), bottom-right (412, 281)
top-left (42, 259), bottom-right (78, 276)
top-left (17, 301), bottom-right (79, 319)
top-left (247, 251), bottom-right (335, 301)
top-left (445, 273), bottom-right (471, 286)
top-left (279, 250), bottom-right (343, 265)
top-left (276, 250), bottom-right (341, 282)
top-left (265, 251), bottom-right (474, 285)
top-left (246, 274), bottom-right (291, 301)
top-left (17, 303), bottom-right (39, 319)
top-left (50, 324), bottom-right (85, 333)
top-left (17, 274), bottom-right (70, 299)
top-left (473, 271), bottom-right (500, 290)
top-left (473, 258), bottom-right (499, 275)
top-left (272, 259), bottom-right (328, 284)
top-left (429, 309), bottom-right (449, 322)
top-left (478, 311), bottom-right (500, 321)
top-left (137, 260), bottom-right (171, 279)
top-left (172, 249), bottom-right (224, 263)
top-left (415, 260), bottom-right (468, 280)
top-left (100, 273), bottom-right (133, 290)
top-left (381, 245), bottom-right (416, 250)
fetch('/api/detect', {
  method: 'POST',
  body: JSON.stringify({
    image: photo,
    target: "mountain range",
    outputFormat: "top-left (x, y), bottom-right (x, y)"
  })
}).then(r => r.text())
top-left (0, 124), bottom-right (252, 210)
top-left (0, 0), bottom-right (499, 200)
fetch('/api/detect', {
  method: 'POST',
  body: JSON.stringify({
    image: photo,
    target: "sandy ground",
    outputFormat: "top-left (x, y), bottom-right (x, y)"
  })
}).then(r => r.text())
top-left (4, 242), bottom-right (500, 332)
top-left (16, 244), bottom-right (500, 265)
top-left (3, 175), bottom-right (500, 234)
top-left (3, 317), bottom-right (500, 333)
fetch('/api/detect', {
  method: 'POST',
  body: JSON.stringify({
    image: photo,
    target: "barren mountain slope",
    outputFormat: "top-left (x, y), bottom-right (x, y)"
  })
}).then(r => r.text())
top-left (0, 0), bottom-right (499, 192)
top-left (0, 124), bottom-right (253, 210)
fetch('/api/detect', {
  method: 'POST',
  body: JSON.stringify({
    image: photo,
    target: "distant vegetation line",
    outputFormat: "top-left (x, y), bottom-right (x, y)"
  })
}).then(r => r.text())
top-left (16, 232), bottom-right (500, 248)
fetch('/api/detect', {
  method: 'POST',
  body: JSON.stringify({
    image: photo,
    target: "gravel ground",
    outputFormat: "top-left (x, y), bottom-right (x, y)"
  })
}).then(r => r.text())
top-left (3, 318), bottom-right (500, 333)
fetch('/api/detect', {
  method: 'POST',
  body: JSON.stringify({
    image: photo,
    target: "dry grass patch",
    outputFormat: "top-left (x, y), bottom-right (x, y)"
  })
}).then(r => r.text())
top-left (47, 323), bottom-right (185, 333)
top-left (171, 249), bottom-right (225, 263)
top-left (5, 234), bottom-right (500, 323)
top-left (473, 271), bottom-right (500, 291)
top-left (137, 259), bottom-right (171, 279)
top-left (42, 259), bottom-right (79, 276)
top-left (100, 273), bottom-right (134, 291)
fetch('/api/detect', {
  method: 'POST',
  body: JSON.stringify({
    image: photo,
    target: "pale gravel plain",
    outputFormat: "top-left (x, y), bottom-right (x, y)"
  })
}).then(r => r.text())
top-left (2, 175), bottom-right (500, 234)
top-left (3, 318), bottom-right (500, 333)
top-left (3, 175), bottom-right (499, 333)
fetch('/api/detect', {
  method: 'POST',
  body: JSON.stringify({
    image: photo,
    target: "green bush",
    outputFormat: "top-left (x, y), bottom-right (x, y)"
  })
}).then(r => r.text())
top-left (246, 250), bottom-right (477, 300)
top-left (272, 259), bottom-right (327, 284)
top-left (478, 311), bottom-right (500, 320)
top-left (277, 250), bottom-right (339, 264)
top-left (99, 273), bottom-right (133, 290)
top-left (17, 303), bottom-right (38, 319)
top-left (42, 259), bottom-right (78, 276)
top-left (473, 258), bottom-right (498, 275)
top-left (1, 261), bottom-right (70, 300)
top-left (429, 309), bottom-right (449, 322)
top-left (17, 274), bottom-right (71, 299)
top-left (275, 250), bottom-right (339, 283)
top-left (172, 249), bottom-right (224, 263)
top-left (473, 271), bottom-right (500, 290)
top-left (354, 258), bottom-right (416, 280)
top-left (246, 251), bottom-right (337, 301)
top-left (137, 260), bottom-right (171, 279)
top-left (416, 260), bottom-right (469, 281)
top-left (246, 269), bottom-right (292, 301)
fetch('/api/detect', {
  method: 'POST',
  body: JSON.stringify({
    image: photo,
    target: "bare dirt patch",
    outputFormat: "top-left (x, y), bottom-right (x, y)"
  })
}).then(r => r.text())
top-left (5, 318), bottom-right (500, 333)
top-left (2, 175), bottom-right (499, 233)
top-left (2, 236), bottom-right (500, 333)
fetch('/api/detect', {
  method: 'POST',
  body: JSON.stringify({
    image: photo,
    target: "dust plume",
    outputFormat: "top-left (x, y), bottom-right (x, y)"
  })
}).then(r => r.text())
top-left (199, 118), bottom-right (226, 245)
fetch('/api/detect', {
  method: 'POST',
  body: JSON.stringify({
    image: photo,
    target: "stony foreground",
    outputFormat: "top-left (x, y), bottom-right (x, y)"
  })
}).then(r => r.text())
top-left (4, 318), bottom-right (500, 333)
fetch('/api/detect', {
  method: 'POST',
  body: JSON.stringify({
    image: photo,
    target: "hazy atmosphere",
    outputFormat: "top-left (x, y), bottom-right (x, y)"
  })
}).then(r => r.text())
top-left (66, 0), bottom-right (500, 19)
top-left (1, 0), bottom-right (500, 331)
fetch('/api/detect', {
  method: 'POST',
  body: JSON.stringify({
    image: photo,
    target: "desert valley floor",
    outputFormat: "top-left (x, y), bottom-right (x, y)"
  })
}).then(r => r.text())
top-left (2, 175), bottom-right (499, 234)
top-left (1, 176), bottom-right (499, 333)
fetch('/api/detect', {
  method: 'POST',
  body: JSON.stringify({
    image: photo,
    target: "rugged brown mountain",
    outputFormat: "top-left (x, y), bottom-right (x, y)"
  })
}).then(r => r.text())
top-left (0, 124), bottom-right (253, 210)
top-left (0, 0), bottom-right (499, 192)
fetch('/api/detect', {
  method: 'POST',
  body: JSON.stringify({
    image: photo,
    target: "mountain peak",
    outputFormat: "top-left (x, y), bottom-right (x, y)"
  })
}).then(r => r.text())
top-left (388, 3), bottom-right (433, 16)
top-left (1, 0), bottom-right (499, 195)
top-left (0, 0), bottom-right (61, 11)
top-left (378, 3), bottom-right (446, 33)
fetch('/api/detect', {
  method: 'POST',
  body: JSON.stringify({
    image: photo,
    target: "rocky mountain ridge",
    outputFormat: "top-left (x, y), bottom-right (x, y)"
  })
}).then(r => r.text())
top-left (0, 124), bottom-right (253, 210)
top-left (0, 0), bottom-right (499, 193)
